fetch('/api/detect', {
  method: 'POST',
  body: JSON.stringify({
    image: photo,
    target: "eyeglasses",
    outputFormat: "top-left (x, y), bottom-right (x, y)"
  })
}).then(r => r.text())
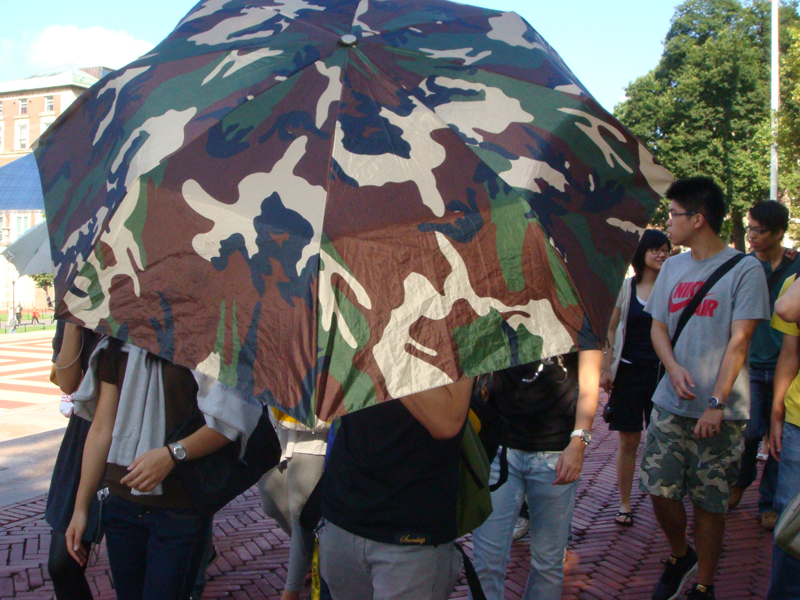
top-left (668, 210), bottom-right (697, 219)
top-left (647, 248), bottom-right (670, 256)
top-left (746, 226), bottom-right (770, 236)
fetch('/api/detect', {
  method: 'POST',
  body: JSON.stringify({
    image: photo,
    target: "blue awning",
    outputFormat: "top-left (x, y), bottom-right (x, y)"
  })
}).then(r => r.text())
top-left (0, 154), bottom-right (44, 211)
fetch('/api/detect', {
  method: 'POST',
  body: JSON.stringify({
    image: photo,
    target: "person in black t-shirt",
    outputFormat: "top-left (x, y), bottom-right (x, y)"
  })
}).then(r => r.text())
top-left (601, 229), bottom-right (671, 527)
top-left (318, 378), bottom-right (473, 600)
top-left (470, 350), bottom-right (601, 600)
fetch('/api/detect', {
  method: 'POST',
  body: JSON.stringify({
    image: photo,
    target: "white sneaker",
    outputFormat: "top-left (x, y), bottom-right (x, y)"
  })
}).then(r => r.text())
top-left (512, 517), bottom-right (530, 541)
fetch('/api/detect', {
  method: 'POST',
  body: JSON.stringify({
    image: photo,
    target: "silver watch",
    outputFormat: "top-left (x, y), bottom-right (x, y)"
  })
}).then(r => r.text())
top-left (708, 397), bottom-right (725, 411)
top-left (570, 429), bottom-right (592, 446)
top-left (169, 442), bottom-right (187, 462)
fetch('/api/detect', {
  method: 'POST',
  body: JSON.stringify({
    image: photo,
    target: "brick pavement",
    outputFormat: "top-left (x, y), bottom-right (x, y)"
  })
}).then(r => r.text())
top-left (0, 404), bottom-right (774, 600)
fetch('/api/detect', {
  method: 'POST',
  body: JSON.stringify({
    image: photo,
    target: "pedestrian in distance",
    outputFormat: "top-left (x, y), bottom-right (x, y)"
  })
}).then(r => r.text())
top-left (32, 308), bottom-right (41, 325)
top-left (470, 349), bottom-right (602, 600)
top-left (601, 228), bottom-right (671, 527)
top-left (640, 177), bottom-right (769, 600)
top-left (727, 200), bottom-right (800, 533)
top-left (764, 273), bottom-right (800, 599)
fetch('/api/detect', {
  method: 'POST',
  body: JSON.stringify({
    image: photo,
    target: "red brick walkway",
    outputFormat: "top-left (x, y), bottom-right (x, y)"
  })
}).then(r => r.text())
top-left (0, 408), bottom-right (774, 600)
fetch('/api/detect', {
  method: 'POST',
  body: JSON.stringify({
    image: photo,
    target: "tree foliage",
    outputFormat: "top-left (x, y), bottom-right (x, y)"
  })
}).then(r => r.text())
top-left (615, 0), bottom-right (800, 250)
top-left (30, 273), bottom-right (53, 294)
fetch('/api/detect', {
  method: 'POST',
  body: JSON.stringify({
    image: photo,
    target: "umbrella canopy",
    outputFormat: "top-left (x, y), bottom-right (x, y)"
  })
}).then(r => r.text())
top-left (35, 0), bottom-right (671, 422)
top-left (1, 220), bottom-right (52, 277)
top-left (0, 154), bottom-right (44, 211)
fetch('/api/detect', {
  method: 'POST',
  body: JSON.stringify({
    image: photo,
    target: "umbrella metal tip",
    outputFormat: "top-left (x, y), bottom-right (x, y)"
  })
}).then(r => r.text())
top-left (339, 34), bottom-right (358, 47)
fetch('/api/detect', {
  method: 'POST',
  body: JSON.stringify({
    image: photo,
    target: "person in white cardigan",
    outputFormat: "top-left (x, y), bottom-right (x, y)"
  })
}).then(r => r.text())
top-left (600, 229), bottom-right (671, 526)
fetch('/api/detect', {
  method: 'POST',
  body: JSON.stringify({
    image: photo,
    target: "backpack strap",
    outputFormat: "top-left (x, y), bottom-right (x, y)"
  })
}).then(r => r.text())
top-left (456, 542), bottom-right (487, 600)
top-left (489, 446), bottom-right (507, 492)
top-left (671, 253), bottom-right (745, 347)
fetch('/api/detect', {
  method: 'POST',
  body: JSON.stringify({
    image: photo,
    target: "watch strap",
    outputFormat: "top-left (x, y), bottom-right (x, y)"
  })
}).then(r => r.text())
top-left (166, 444), bottom-right (180, 465)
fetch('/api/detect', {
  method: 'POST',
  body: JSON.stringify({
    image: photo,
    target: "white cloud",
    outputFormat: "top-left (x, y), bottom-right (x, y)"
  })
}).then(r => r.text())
top-left (29, 25), bottom-right (154, 71)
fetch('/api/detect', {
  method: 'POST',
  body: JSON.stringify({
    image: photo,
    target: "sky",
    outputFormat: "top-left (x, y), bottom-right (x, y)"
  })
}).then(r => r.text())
top-left (0, 0), bottom-right (683, 113)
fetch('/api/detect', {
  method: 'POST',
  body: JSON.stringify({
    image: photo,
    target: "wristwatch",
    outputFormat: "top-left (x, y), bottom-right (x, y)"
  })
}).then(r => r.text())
top-left (708, 397), bottom-right (725, 411)
top-left (168, 442), bottom-right (187, 464)
top-left (570, 429), bottom-right (592, 446)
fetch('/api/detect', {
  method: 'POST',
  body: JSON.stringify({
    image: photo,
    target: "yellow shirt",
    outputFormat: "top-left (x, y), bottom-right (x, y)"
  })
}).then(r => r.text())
top-left (771, 274), bottom-right (800, 427)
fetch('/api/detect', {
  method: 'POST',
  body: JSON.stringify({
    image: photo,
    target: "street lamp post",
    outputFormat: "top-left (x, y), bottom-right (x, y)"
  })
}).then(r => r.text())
top-left (771, 0), bottom-right (781, 202)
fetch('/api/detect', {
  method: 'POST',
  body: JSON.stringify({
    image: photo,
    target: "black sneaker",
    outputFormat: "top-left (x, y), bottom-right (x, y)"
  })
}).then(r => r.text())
top-left (652, 546), bottom-right (698, 600)
top-left (686, 583), bottom-right (715, 599)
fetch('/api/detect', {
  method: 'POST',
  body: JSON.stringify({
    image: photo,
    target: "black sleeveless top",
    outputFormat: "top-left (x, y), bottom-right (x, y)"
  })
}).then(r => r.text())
top-left (621, 279), bottom-right (660, 368)
top-left (321, 400), bottom-right (463, 547)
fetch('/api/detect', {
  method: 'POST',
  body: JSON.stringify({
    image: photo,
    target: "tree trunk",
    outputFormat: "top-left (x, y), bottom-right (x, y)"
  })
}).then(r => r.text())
top-left (730, 206), bottom-right (746, 251)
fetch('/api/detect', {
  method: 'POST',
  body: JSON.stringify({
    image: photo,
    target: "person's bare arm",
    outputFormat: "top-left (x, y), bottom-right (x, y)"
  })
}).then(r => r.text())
top-left (555, 350), bottom-right (601, 485)
top-left (694, 319), bottom-right (760, 439)
top-left (65, 380), bottom-right (119, 565)
top-left (776, 277), bottom-right (800, 323)
top-left (400, 378), bottom-right (474, 440)
top-left (771, 334), bottom-right (800, 460)
top-left (120, 426), bottom-right (231, 493)
top-left (600, 307), bottom-right (621, 393)
top-left (651, 318), bottom-right (696, 400)
top-left (55, 323), bottom-right (85, 394)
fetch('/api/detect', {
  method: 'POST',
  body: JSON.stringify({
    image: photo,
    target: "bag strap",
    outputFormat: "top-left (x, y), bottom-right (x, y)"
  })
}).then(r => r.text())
top-left (671, 253), bottom-right (745, 347)
top-left (456, 542), bottom-right (487, 600)
top-left (489, 446), bottom-right (507, 492)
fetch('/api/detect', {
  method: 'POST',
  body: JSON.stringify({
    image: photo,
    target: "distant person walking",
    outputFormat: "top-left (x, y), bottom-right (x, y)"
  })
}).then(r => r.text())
top-left (601, 229), bottom-right (671, 526)
top-left (31, 308), bottom-right (41, 325)
top-left (15, 303), bottom-right (22, 324)
top-left (7, 306), bottom-right (16, 333)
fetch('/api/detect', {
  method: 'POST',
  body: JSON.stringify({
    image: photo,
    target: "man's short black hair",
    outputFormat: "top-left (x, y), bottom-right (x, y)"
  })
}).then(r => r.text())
top-left (665, 176), bottom-right (726, 234)
top-left (749, 200), bottom-right (789, 237)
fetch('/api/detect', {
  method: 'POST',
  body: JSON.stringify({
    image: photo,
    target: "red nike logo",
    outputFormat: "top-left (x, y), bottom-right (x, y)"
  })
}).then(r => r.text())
top-left (668, 297), bottom-right (693, 313)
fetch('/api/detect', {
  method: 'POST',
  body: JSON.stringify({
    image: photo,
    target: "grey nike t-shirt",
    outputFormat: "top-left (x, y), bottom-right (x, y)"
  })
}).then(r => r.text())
top-left (645, 247), bottom-right (770, 420)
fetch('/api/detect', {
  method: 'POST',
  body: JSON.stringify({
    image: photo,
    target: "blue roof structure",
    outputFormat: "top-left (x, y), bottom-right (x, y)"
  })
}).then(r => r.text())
top-left (0, 154), bottom-right (44, 211)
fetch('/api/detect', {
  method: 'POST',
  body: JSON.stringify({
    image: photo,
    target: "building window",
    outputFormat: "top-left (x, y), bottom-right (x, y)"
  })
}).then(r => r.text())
top-left (19, 99), bottom-right (27, 115)
top-left (40, 117), bottom-right (55, 136)
top-left (0, 102), bottom-right (3, 116)
top-left (15, 123), bottom-right (28, 150)
top-left (16, 215), bottom-right (30, 237)
top-left (0, 126), bottom-right (3, 151)
top-left (44, 96), bottom-right (54, 112)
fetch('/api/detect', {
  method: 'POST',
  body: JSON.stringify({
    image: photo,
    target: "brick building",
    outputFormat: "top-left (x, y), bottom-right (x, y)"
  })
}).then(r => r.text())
top-left (0, 65), bottom-right (111, 312)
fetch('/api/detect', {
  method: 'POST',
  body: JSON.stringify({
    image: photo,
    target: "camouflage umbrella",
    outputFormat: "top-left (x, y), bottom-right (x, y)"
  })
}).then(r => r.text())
top-left (34, 0), bottom-right (670, 423)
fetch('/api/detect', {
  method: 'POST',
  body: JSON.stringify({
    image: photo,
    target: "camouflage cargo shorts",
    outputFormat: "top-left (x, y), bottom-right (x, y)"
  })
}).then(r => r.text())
top-left (639, 405), bottom-right (746, 514)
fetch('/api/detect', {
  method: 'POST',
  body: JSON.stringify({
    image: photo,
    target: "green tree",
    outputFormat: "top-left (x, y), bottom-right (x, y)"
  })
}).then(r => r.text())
top-left (30, 273), bottom-right (54, 299)
top-left (779, 25), bottom-right (800, 208)
top-left (615, 0), bottom-right (800, 250)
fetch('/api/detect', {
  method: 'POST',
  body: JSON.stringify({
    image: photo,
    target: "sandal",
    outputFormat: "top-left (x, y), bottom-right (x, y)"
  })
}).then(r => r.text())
top-left (615, 511), bottom-right (634, 526)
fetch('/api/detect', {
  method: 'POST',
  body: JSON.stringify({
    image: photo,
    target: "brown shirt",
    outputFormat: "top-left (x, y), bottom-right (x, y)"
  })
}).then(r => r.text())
top-left (97, 343), bottom-right (198, 509)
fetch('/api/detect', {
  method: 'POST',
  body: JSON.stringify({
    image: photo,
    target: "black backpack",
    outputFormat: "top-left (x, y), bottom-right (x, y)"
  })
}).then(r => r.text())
top-left (468, 373), bottom-right (510, 491)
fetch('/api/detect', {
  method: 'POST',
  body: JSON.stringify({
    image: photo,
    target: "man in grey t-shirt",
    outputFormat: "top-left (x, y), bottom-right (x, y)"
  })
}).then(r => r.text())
top-left (641, 177), bottom-right (769, 600)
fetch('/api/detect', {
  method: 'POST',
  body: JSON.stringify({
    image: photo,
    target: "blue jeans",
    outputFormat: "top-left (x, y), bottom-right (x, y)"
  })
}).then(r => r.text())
top-left (471, 448), bottom-right (578, 600)
top-left (737, 369), bottom-right (779, 512)
top-left (102, 494), bottom-right (212, 600)
top-left (768, 422), bottom-right (800, 599)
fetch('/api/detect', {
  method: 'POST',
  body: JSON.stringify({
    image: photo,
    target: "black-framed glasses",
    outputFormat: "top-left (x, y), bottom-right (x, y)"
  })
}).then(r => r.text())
top-left (668, 210), bottom-right (697, 219)
top-left (647, 247), bottom-right (670, 256)
top-left (746, 226), bottom-right (770, 236)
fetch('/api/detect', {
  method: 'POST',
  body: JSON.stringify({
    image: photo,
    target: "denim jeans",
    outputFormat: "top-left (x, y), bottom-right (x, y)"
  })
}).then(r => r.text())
top-left (737, 369), bottom-right (779, 512)
top-left (470, 448), bottom-right (578, 600)
top-left (767, 422), bottom-right (800, 600)
top-left (102, 494), bottom-right (212, 600)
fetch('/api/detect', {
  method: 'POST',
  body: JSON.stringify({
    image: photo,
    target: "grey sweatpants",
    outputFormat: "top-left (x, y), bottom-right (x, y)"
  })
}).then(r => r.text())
top-left (318, 521), bottom-right (462, 600)
top-left (258, 452), bottom-right (325, 593)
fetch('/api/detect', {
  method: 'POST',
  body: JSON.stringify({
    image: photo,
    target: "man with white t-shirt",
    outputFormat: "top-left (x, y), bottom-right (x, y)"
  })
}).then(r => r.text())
top-left (641, 177), bottom-right (770, 600)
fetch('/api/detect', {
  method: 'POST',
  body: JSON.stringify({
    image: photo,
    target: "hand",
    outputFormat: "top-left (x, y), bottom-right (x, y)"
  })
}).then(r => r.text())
top-left (120, 447), bottom-right (175, 493)
top-left (599, 371), bottom-right (614, 394)
top-left (694, 408), bottom-right (724, 439)
top-left (667, 364), bottom-right (697, 400)
top-left (553, 438), bottom-right (585, 485)
top-left (65, 511), bottom-right (89, 566)
top-left (771, 417), bottom-right (784, 461)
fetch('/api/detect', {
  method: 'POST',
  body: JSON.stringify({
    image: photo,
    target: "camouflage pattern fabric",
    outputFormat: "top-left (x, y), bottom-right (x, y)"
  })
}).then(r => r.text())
top-left (640, 406), bottom-right (746, 514)
top-left (34, 0), bottom-right (671, 424)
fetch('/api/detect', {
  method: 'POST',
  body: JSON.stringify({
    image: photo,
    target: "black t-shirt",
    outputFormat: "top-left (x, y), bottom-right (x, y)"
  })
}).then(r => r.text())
top-left (321, 400), bottom-right (463, 547)
top-left (491, 353), bottom-right (579, 452)
top-left (620, 280), bottom-right (659, 368)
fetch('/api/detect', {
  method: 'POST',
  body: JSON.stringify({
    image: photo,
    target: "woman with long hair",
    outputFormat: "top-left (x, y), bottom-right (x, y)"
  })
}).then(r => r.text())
top-left (600, 229), bottom-right (671, 526)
